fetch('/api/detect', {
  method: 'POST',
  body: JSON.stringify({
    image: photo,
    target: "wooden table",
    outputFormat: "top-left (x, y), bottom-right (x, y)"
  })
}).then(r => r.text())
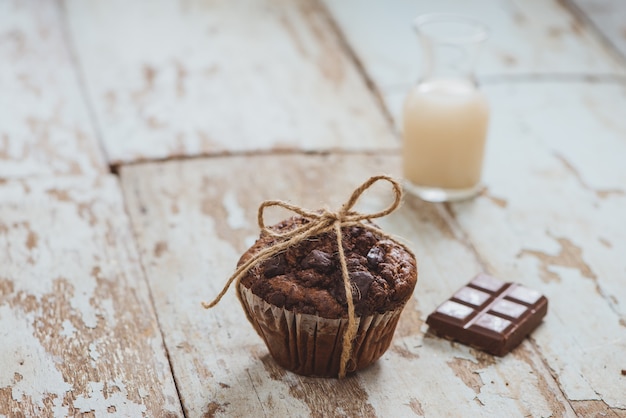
top-left (2, 0), bottom-right (625, 416)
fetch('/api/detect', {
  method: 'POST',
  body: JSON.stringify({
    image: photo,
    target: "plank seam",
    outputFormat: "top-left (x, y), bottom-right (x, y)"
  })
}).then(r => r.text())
top-left (440, 204), bottom-right (603, 414)
top-left (440, 203), bottom-right (492, 273)
top-left (114, 174), bottom-right (189, 418)
top-left (57, 0), bottom-right (114, 174)
top-left (108, 148), bottom-right (401, 171)
top-left (312, 0), bottom-right (399, 134)
top-left (525, 336), bottom-right (578, 414)
top-left (439, 204), bottom-right (583, 414)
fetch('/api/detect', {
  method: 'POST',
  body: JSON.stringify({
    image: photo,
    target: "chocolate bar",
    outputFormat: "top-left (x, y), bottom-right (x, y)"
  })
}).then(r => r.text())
top-left (426, 274), bottom-right (548, 356)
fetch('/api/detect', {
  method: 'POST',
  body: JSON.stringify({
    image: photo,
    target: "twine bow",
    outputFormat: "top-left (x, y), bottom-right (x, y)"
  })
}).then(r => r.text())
top-left (203, 175), bottom-right (410, 378)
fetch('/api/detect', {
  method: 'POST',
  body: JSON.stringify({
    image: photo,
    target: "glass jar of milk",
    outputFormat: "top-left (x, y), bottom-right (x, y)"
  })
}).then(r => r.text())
top-left (402, 14), bottom-right (490, 202)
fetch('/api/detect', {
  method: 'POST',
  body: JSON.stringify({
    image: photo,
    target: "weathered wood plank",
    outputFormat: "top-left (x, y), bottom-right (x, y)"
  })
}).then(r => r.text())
top-left (0, 0), bottom-right (106, 179)
top-left (322, 0), bottom-right (625, 92)
top-left (121, 154), bottom-right (575, 417)
top-left (64, 0), bottom-right (397, 165)
top-left (0, 176), bottom-right (182, 417)
top-left (322, 0), bottom-right (626, 127)
top-left (571, 0), bottom-right (626, 60)
top-left (449, 82), bottom-right (626, 412)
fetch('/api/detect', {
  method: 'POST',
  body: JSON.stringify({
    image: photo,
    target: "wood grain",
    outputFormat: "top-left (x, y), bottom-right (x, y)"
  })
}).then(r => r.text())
top-left (0, 176), bottom-right (182, 417)
top-left (3, 0), bottom-right (625, 416)
top-left (0, 0), bottom-right (105, 179)
top-left (120, 154), bottom-right (575, 417)
top-left (64, 0), bottom-right (397, 165)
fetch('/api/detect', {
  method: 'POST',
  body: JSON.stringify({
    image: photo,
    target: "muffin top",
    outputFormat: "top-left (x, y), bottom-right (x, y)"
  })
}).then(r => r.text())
top-left (238, 216), bottom-right (417, 319)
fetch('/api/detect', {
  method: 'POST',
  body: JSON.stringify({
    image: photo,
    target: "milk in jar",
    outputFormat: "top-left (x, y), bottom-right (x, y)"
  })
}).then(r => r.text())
top-left (403, 78), bottom-right (489, 191)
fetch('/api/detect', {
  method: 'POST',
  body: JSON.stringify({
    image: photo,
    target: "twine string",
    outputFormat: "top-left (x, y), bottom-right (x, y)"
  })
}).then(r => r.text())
top-left (202, 175), bottom-right (405, 378)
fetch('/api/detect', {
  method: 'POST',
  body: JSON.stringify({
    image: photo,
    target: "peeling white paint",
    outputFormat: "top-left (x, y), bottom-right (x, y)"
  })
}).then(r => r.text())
top-left (64, 0), bottom-right (396, 164)
top-left (244, 235), bottom-right (258, 248)
top-left (0, 0), bottom-right (106, 179)
top-left (0, 176), bottom-right (183, 415)
top-left (120, 154), bottom-right (580, 417)
top-left (475, 355), bottom-right (553, 417)
top-left (73, 381), bottom-right (147, 417)
top-left (222, 191), bottom-right (248, 230)
top-left (59, 320), bottom-right (77, 337)
top-left (0, 306), bottom-right (72, 408)
top-left (88, 343), bottom-right (100, 363)
top-left (138, 387), bottom-right (149, 399)
top-left (2, 181), bottom-right (102, 330)
top-left (52, 395), bottom-right (69, 417)
top-left (98, 297), bottom-right (116, 328)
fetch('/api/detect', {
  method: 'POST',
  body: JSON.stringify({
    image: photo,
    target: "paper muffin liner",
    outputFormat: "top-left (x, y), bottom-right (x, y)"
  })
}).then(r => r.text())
top-left (239, 285), bottom-right (405, 378)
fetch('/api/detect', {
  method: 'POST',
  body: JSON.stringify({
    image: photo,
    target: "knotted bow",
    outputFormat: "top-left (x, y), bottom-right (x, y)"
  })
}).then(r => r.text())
top-left (203, 175), bottom-right (411, 378)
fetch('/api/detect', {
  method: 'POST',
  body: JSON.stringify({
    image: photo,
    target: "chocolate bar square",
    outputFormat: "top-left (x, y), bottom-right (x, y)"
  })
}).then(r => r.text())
top-left (426, 274), bottom-right (548, 356)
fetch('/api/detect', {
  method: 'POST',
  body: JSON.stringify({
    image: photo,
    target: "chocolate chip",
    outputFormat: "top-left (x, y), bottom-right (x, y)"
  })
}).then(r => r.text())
top-left (355, 230), bottom-right (377, 252)
top-left (350, 270), bottom-right (374, 300)
top-left (302, 249), bottom-right (333, 272)
top-left (330, 283), bottom-right (347, 305)
top-left (367, 246), bottom-right (384, 269)
top-left (263, 254), bottom-right (286, 278)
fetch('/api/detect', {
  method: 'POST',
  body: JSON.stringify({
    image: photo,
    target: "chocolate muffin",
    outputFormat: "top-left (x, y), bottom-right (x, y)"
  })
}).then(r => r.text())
top-left (237, 216), bottom-right (417, 378)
